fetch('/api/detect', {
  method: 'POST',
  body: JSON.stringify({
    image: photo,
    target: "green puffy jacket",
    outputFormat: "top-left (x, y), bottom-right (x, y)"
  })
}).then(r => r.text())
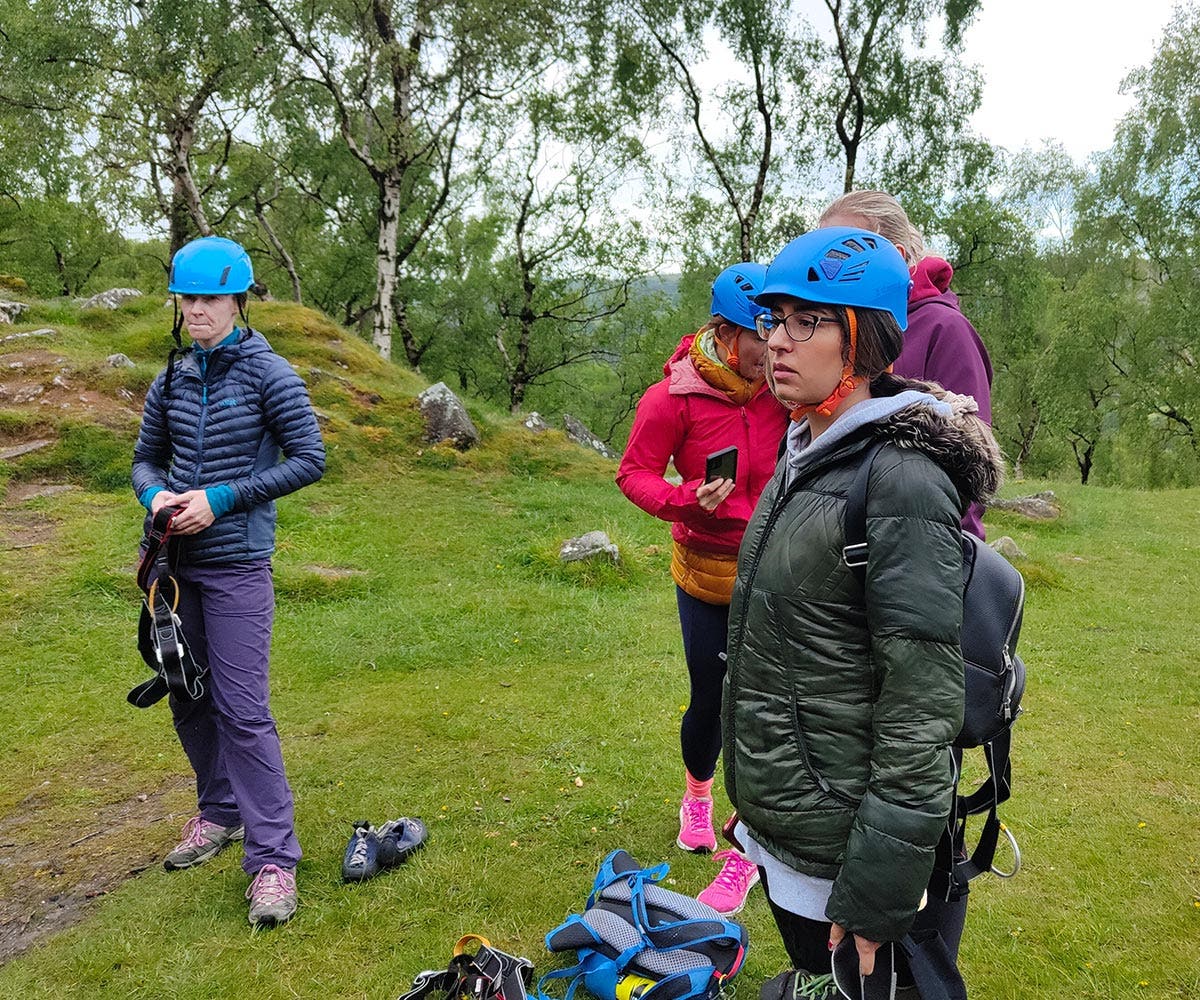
top-left (722, 392), bottom-right (1003, 943)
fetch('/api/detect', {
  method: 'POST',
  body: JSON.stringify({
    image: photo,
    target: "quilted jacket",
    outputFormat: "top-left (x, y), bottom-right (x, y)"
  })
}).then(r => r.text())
top-left (132, 328), bottom-right (325, 564)
top-left (721, 388), bottom-right (1002, 942)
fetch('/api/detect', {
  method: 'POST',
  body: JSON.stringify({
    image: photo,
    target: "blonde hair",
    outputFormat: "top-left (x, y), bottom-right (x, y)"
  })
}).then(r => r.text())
top-left (819, 190), bottom-right (926, 266)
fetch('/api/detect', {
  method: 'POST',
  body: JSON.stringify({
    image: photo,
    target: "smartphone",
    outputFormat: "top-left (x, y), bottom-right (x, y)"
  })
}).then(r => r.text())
top-left (705, 446), bottom-right (738, 484)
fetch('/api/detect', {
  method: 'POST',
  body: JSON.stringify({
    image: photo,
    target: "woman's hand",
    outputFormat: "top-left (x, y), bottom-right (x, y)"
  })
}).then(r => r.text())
top-left (696, 477), bottom-right (735, 512)
top-left (155, 489), bottom-right (215, 535)
top-left (829, 922), bottom-right (883, 977)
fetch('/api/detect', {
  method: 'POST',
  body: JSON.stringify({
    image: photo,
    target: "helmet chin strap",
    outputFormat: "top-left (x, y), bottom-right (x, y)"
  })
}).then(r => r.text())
top-left (790, 306), bottom-right (859, 421)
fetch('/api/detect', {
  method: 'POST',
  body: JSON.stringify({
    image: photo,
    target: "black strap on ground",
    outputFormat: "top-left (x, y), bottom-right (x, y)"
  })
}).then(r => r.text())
top-left (128, 505), bottom-right (207, 708)
top-left (396, 938), bottom-right (532, 1000)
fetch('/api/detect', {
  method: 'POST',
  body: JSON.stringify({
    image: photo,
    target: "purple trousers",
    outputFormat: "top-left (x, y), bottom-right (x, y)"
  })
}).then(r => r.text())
top-left (170, 560), bottom-right (301, 873)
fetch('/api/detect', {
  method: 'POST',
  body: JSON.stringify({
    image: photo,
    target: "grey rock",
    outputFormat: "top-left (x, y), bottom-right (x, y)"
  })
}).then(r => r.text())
top-left (524, 411), bottom-right (550, 432)
top-left (0, 300), bottom-right (29, 324)
top-left (78, 288), bottom-right (142, 311)
top-left (989, 536), bottom-right (1027, 561)
top-left (990, 493), bottom-right (1060, 520)
top-left (563, 413), bottom-right (618, 460)
top-left (0, 439), bottom-right (54, 461)
top-left (1, 327), bottom-right (54, 342)
top-left (107, 353), bottom-right (136, 368)
top-left (0, 383), bottom-right (44, 403)
top-left (417, 382), bottom-right (480, 450)
top-left (560, 530), bottom-right (620, 564)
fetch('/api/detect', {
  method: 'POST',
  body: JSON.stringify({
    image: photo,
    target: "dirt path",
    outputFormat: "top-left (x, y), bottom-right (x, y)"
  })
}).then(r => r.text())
top-left (0, 773), bottom-right (191, 964)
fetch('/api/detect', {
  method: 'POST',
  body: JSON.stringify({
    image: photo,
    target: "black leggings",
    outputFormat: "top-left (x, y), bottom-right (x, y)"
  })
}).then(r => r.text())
top-left (758, 868), bottom-right (968, 985)
top-left (674, 587), bottom-right (730, 781)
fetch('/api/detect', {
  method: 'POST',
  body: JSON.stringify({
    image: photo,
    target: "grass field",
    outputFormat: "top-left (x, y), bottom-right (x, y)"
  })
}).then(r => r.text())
top-left (0, 300), bottom-right (1196, 999)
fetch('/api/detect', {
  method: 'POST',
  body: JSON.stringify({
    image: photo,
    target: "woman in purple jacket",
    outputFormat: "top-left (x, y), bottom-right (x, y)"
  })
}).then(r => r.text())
top-left (132, 236), bottom-right (325, 927)
top-left (820, 191), bottom-right (993, 540)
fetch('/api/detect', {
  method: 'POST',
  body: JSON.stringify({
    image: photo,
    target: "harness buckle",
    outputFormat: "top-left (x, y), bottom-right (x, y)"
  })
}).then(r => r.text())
top-left (842, 542), bottom-right (868, 568)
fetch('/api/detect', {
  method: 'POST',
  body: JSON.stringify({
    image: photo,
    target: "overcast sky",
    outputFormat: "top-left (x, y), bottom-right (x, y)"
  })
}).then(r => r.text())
top-left (963, 0), bottom-right (1179, 160)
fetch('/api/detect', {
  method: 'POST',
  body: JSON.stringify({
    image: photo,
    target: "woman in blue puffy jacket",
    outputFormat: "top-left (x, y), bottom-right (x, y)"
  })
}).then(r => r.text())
top-left (132, 236), bottom-right (325, 927)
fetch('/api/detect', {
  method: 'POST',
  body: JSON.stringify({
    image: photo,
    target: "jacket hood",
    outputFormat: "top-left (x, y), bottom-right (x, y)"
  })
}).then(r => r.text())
top-left (874, 379), bottom-right (1003, 509)
top-left (909, 256), bottom-right (953, 303)
top-left (664, 333), bottom-right (695, 375)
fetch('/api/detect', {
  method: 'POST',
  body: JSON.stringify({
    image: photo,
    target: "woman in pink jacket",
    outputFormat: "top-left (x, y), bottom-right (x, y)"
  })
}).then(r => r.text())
top-left (617, 263), bottom-right (788, 915)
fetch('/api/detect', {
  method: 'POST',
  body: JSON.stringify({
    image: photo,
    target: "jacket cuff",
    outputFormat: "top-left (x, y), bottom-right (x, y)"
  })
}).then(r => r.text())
top-left (205, 485), bottom-right (236, 519)
top-left (138, 486), bottom-right (164, 511)
top-left (824, 792), bottom-right (944, 942)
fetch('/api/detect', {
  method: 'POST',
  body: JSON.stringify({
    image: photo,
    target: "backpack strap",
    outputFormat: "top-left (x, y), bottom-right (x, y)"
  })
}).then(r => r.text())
top-left (843, 442), bottom-right (1018, 893)
top-left (841, 441), bottom-right (886, 584)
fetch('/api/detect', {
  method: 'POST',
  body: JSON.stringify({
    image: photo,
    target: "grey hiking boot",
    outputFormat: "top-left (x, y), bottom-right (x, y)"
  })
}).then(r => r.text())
top-left (246, 864), bottom-right (298, 927)
top-left (164, 815), bottom-right (244, 870)
top-left (761, 969), bottom-right (838, 1000)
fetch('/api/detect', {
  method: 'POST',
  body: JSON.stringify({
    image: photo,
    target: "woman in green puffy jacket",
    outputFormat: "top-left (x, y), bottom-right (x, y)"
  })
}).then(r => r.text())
top-left (720, 228), bottom-right (1003, 999)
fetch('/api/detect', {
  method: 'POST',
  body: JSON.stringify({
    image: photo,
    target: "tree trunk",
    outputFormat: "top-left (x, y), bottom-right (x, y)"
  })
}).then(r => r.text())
top-left (371, 170), bottom-right (402, 360)
top-left (256, 201), bottom-right (302, 302)
top-left (1072, 437), bottom-right (1094, 485)
top-left (1012, 404), bottom-right (1040, 479)
top-left (396, 296), bottom-right (427, 370)
top-left (168, 120), bottom-right (212, 240)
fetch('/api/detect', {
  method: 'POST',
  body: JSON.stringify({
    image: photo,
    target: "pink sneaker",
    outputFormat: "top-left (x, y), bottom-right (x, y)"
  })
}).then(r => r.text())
top-left (697, 850), bottom-right (759, 914)
top-left (676, 795), bottom-right (717, 852)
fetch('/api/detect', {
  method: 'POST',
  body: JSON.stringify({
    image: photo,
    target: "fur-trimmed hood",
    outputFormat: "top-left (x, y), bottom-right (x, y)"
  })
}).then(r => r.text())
top-left (872, 379), bottom-right (1004, 510)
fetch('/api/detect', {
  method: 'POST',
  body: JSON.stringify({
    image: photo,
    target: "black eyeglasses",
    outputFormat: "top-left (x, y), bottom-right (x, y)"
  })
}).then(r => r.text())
top-left (754, 311), bottom-right (840, 343)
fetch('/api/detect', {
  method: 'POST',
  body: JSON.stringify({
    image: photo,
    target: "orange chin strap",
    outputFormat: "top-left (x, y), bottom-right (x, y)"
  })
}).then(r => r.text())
top-left (790, 306), bottom-right (859, 421)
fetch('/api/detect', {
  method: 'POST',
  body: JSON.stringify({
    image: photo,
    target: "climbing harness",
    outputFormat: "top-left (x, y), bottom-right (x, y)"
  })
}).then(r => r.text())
top-left (128, 505), bottom-right (207, 708)
top-left (397, 935), bottom-right (534, 1000)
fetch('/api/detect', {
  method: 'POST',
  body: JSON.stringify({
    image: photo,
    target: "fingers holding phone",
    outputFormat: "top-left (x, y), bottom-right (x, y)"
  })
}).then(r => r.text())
top-left (699, 446), bottom-right (738, 511)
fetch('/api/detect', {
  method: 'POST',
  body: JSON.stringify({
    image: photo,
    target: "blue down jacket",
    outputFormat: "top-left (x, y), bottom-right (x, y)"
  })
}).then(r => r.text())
top-left (132, 328), bottom-right (325, 564)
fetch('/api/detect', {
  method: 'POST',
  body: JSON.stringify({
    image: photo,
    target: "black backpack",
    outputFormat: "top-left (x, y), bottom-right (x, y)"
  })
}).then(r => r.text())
top-left (843, 441), bottom-right (1026, 893)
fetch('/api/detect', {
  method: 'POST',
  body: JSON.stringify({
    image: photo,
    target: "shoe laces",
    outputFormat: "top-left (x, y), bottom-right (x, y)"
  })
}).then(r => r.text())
top-left (247, 864), bottom-right (296, 905)
top-left (348, 825), bottom-right (374, 866)
top-left (176, 815), bottom-right (215, 850)
top-left (710, 849), bottom-right (756, 891)
top-left (680, 796), bottom-right (712, 830)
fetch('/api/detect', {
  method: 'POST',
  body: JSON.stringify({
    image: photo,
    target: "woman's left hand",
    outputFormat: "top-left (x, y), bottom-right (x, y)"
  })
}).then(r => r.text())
top-left (829, 922), bottom-right (883, 977)
top-left (163, 489), bottom-right (215, 535)
top-left (696, 477), bottom-right (735, 512)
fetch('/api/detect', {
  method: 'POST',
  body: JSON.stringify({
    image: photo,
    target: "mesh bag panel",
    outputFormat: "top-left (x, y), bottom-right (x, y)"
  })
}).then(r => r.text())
top-left (581, 910), bottom-right (710, 978)
top-left (599, 879), bottom-right (721, 924)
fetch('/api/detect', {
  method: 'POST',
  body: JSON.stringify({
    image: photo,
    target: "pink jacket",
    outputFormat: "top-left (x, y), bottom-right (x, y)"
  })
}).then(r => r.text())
top-left (617, 335), bottom-right (789, 556)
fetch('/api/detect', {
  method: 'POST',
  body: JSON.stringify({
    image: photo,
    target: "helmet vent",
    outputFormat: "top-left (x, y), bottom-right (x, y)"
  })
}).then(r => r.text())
top-left (219, 266), bottom-right (231, 286)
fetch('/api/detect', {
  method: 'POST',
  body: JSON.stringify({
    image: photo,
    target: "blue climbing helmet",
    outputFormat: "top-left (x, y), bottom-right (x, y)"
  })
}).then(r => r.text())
top-left (756, 227), bottom-right (911, 330)
top-left (168, 236), bottom-right (254, 295)
top-left (710, 262), bottom-right (769, 330)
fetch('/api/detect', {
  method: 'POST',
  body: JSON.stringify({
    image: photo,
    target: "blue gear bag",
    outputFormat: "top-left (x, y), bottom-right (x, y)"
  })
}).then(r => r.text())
top-left (538, 850), bottom-right (747, 1000)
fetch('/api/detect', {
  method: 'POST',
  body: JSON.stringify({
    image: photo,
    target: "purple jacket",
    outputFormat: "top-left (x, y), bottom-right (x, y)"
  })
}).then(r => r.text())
top-left (893, 257), bottom-right (993, 539)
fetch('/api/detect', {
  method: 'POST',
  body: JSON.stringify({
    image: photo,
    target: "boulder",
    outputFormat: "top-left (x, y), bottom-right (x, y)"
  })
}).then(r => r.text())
top-left (107, 353), bottom-right (136, 369)
top-left (523, 411), bottom-right (550, 432)
top-left (989, 536), bottom-right (1027, 561)
top-left (563, 413), bottom-right (618, 460)
top-left (0, 300), bottom-right (29, 324)
top-left (990, 491), bottom-right (1060, 520)
top-left (78, 288), bottom-right (142, 311)
top-left (417, 382), bottom-right (480, 450)
top-left (560, 530), bottom-right (620, 564)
